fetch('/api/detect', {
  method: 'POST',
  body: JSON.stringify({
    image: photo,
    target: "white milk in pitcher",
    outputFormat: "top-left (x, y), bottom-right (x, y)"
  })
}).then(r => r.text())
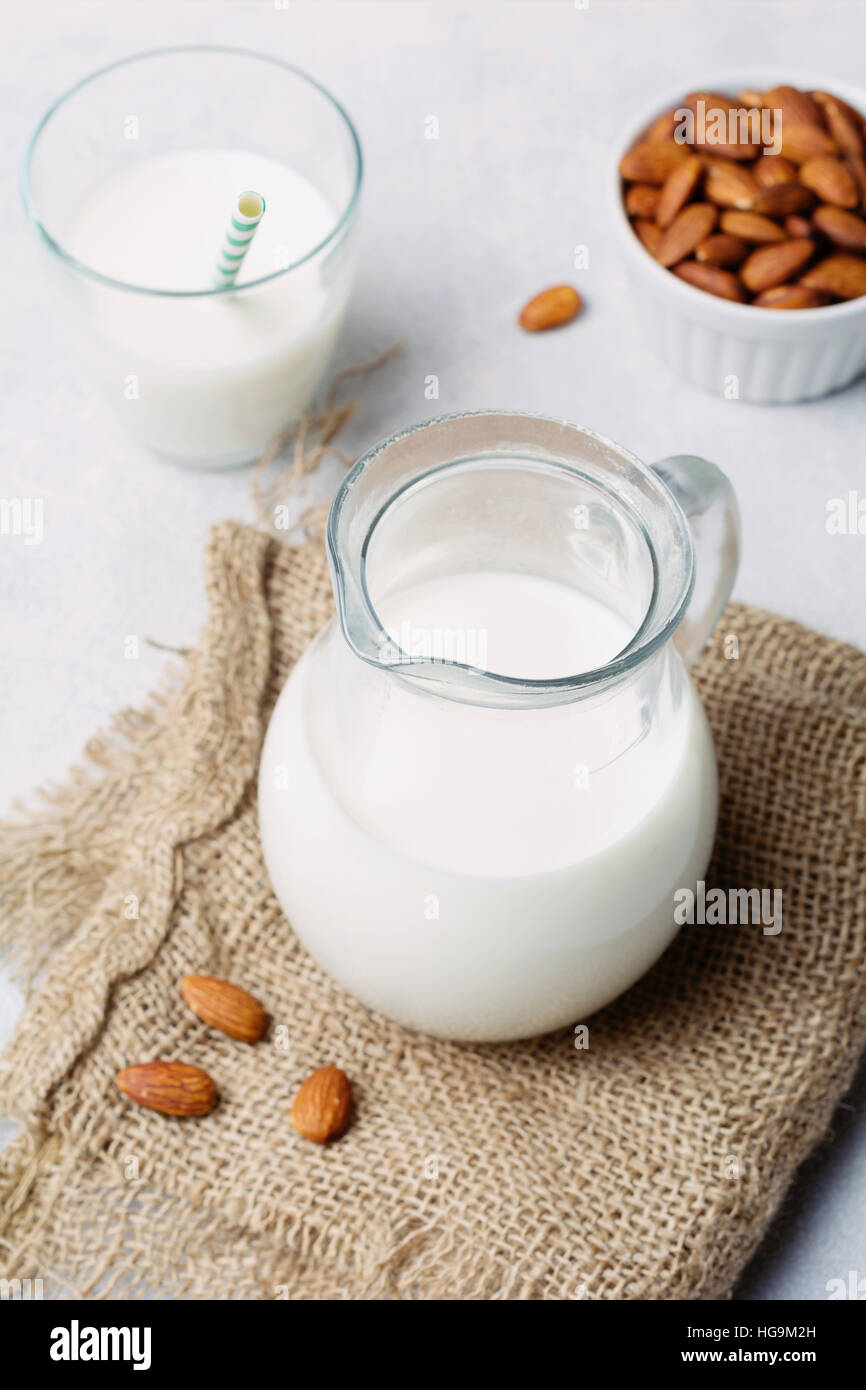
top-left (62, 149), bottom-right (350, 465)
top-left (259, 570), bottom-right (718, 1040)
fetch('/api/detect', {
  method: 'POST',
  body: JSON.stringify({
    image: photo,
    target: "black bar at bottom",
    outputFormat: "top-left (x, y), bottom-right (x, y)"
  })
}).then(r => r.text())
top-left (2, 1295), bottom-right (854, 1376)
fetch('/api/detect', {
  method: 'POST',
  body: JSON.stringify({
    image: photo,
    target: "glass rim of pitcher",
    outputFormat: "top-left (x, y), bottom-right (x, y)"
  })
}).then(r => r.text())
top-left (20, 44), bottom-right (364, 300)
top-left (328, 410), bottom-right (697, 697)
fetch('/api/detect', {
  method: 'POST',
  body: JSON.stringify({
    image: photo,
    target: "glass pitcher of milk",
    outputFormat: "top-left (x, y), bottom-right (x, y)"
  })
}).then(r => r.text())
top-left (258, 412), bottom-right (740, 1041)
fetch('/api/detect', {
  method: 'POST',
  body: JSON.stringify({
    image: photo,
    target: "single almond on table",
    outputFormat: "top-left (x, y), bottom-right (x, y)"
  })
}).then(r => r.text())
top-left (625, 183), bottom-right (660, 218)
top-left (739, 238), bottom-right (815, 293)
top-left (811, 204), bottom-right (866, 251)
top-left (777, 122), bottom-right (837, 164)
top-left (719, 210), bottom-right (786, 244)
top-left (518, 285), bottom-right (582, 332)
top-left (801, 252), bottom-right (866, 298)
top-left (703, 160), bottom-right (757, 210)
top-left (656, 202), bottom-right (717, 267)
top-left (619, 140), bottom-right (691, 184)
top-left (655, 157), bottom-right (703, 227)
top-left (115, 1061), bottom-right (218, 1117)
top-left (672, 261), bottom-right (746, 302)
top-left (798, 156), bottom-right (860, 209)
top-left (752, 181), bottom-right (815, 217)
top-left (290, 1065), bottom-right (353, 1143)
top-left (181, 974), bottom-right (269, 1043)
top-left (633, 218), bottom-right (662, 256)
top-left (753, 284), bottom-right (833, 308)
top-left (753, 154), bottom-right (798, 188)
top-left (695, 232), bottom-right (750, 267)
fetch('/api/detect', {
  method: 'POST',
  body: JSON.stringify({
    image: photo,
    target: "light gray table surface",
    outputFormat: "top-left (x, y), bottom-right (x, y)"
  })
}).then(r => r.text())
top-left (2, 0), bottom-right (865, 1301)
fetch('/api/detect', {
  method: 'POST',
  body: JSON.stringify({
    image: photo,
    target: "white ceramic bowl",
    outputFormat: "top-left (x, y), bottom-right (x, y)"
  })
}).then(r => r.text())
top-left (611, 69), bottom-right (866, 403)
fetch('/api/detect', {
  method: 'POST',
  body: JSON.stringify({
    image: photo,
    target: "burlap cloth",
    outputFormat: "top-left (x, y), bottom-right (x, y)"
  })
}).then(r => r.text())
top-left (1, 520), bottom-right (865, 1300)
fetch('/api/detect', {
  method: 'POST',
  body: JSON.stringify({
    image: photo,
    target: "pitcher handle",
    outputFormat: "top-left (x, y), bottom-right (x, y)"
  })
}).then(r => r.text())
top-left (652, 455), bottom-right (741, 668)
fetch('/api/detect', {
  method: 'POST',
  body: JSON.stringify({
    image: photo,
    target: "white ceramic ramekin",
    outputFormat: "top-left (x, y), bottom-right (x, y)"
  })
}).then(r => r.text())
top-left (611, 70), bottom-right (866, 403)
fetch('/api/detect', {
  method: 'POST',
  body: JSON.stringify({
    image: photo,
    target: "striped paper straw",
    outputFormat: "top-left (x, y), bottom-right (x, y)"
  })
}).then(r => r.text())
top-left (213, 190), bottom-right (266, 288)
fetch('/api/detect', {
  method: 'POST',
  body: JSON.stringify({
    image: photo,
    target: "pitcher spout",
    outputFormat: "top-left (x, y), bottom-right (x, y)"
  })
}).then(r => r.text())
top-left (326, 411), bottom-right (719, 708)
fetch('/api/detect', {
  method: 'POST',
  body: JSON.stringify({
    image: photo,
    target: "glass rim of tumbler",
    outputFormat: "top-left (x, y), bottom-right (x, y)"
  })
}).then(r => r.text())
top-left (20, 44), bottom-right (363, 299)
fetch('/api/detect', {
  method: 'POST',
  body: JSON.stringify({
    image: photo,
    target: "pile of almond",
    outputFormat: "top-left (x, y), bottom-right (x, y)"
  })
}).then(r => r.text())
top-left (620, 85), bottom-right (866, 306)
